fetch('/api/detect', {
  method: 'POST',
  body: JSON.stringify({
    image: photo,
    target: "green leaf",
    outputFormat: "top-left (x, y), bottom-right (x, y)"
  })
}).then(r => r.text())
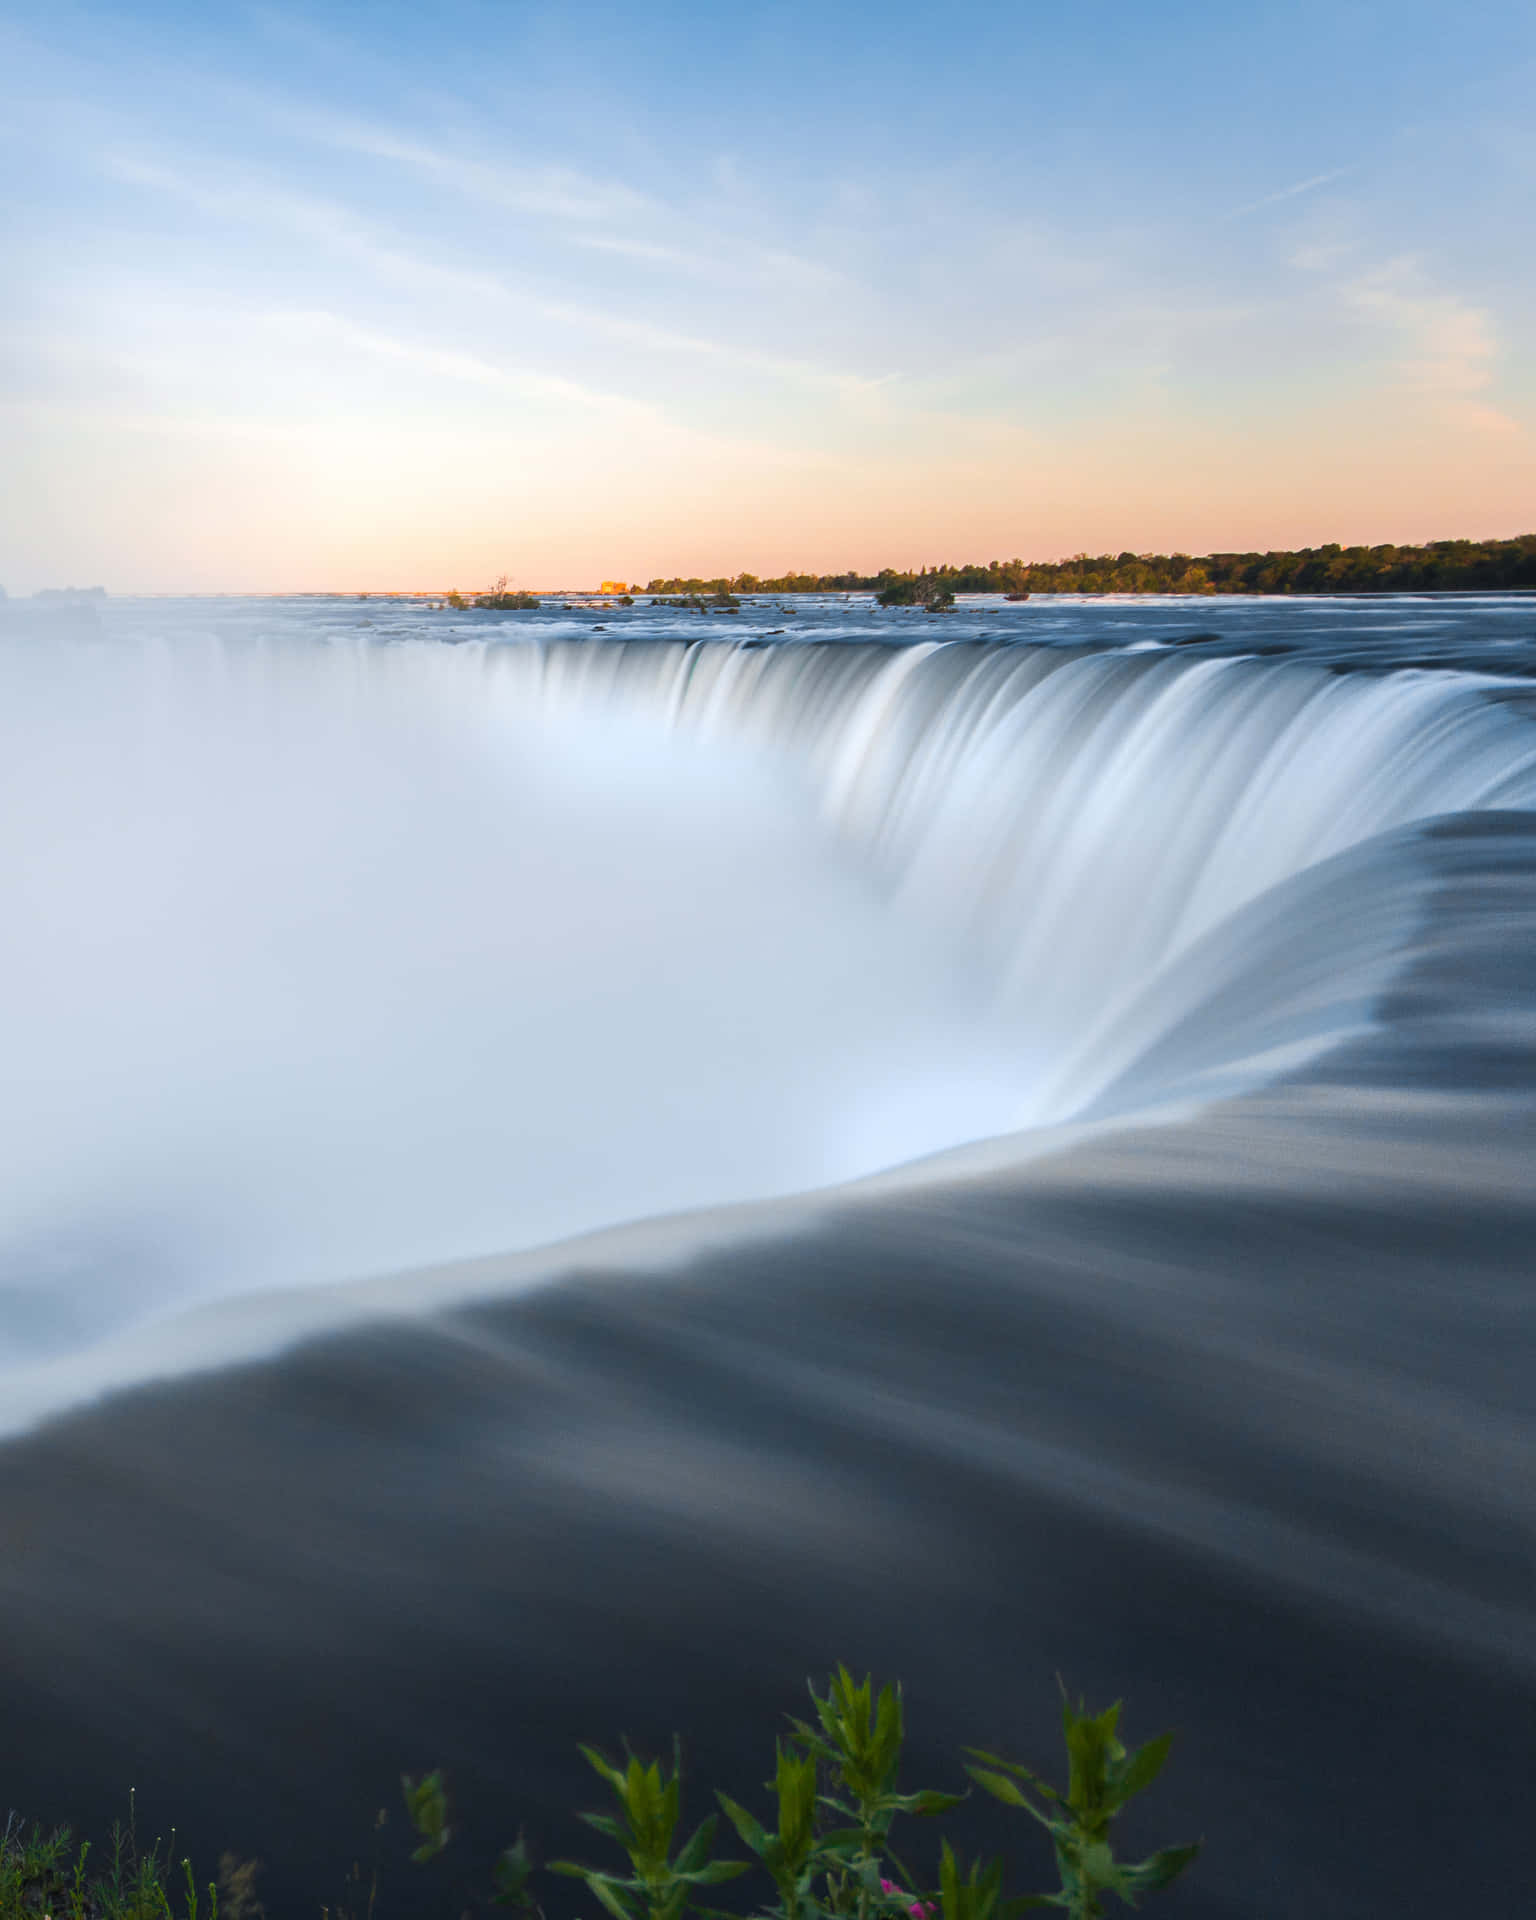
top-left (491, 1836), bottom-right (535, 1909)
top-left (887, 1789), bottom-right (966, 1817)
top-left (681, 1861), bottom-right (753, 1886)
top-left (815, 1825), bottom-right (869, 1852)
top-left (1061, 1701), bottom-right (1126, 1821)
top-left (786, 1715), bottom-right (832, 1758)
top-left (660, 1765), bottom-right (682, 1851)
top-left (965, 1769), bottom-right (1050, 1827)
top-left (1077, 1841), bottom-right (1116, 1889)
top-left (808, 1677), bottom-right (844, 1748)
top-left (400, 1770), bottom-right (451, 1860)
top-left (872, 1683), bottom-right (905, 1787)
top-left (935, 1841), bottom-right (1009, 1920)
top-left (578, 1813), bottom-right (628, 1843)
top-left (673, 1813), bottom-right (720, 1878)
top-left (1118, 1843), bottom-right (1201, 1894)
top-left (587, 1876), bottom-right (640, 1920)
top-left (965, 1754), bottom-right (1060, 1803)
top-left (715, 1795), bottom-right (767, 1856)
top-left (550, 1860), bottom-right (639, 1887)
top-left (1112, 1734), bottom-right (1173, 1807)
top-left (965, 1768), bottom-right (1028, 1807)
top-left (1059, 1687), bottom-right (1120, 1746)
top-left (579, 1745), bottom-right (628, 1791)
top-left (939, 1838), bottom-right (960, 1909)
top-left (775, 1741), bottom-right (819, 1862)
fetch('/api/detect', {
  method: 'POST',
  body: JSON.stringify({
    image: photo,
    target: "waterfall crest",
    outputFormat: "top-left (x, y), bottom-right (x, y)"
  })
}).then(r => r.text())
top-left (479, 637), bottom-right (1536, 1119)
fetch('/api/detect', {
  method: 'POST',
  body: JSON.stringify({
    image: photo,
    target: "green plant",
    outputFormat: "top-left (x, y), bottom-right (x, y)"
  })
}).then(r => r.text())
top-left (714, 1741), bottom-right (818, 1920)
top-left (875, 579), bottom-right (953, 611)
top-left (770, 1666), bottom-right (963, 1920)
top-left (967, 1692), bottom-right (1199, 1918)
top-left (404, 1671), bottom-right (1197, 1920)
top-left (549, 1740), bottom-right (749, 1920)
top-left (933, 1841), bottom-right (1005, 1920)
top-left (474, 576), bottom-right (541, 610)
top-left (402, 1772), bottom-right (452, 1864)
top-left (535, 1669), bottom-right (961, 1920)
top-left (401, 1773), bottom-right (542, 1917)
top-left (0, 1797), bottom-right (222, 1920)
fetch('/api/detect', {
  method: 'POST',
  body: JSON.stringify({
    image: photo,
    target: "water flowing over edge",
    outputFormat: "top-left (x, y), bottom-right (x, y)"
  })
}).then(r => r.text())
top-left (3, 624), bottom-right (1535, 1434)
top-left (489, 634), bottom-right (1536, 1122)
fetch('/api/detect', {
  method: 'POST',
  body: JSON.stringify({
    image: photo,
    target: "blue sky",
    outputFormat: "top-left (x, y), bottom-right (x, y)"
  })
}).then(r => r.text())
top-left (2, 0), bottom-right (1533, 589)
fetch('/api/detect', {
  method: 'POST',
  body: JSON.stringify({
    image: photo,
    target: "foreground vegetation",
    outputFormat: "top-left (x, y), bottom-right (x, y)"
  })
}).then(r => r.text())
top-left (4, 1672), bottom-right (1196, 1920)
top-left (645, 531), bottom-right (1536, 598)
top-left (520, 1669), bottom-right (1200, 1920)
top-left (0, 1795), bottom-right (235, 1920)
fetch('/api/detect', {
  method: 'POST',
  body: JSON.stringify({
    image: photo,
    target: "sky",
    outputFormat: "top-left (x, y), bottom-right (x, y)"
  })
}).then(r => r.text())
top-left (2, 0), bottom-right (1534, 592)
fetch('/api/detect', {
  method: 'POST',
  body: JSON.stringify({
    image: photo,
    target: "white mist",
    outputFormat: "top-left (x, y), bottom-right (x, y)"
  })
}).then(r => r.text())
top-left (0, 626), bottom-right (1026, 1368)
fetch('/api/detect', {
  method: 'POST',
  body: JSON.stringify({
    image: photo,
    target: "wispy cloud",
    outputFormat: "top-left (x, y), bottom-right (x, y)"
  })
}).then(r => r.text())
top-left (260, 310), bottom-right (663, 419)
top-left (1344, 256), bottom-right (1523, 435)
top-left (103, 149), bottom-right (876, 395)
top-left (1224, 167), bottom-right (1353, 222)
top-left (281, 108), bottom-right (655, 224)
top-left (279, 103), bottom-right (846, 291)
top-left (569, 229), bottom-right (846, 292)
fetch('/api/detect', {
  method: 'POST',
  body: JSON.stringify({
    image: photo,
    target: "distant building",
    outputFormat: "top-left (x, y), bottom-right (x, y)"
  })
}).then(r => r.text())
top-left (599, 580), bottom-right (628, 595)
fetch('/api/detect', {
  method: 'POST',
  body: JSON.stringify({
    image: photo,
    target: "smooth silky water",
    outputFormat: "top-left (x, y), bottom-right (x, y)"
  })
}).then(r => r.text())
top-left (2, 592), bottom-right (1534, 1920)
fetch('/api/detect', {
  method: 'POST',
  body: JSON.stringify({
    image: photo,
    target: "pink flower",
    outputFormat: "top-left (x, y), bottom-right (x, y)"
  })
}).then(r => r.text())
top-left (880, 1877), bottom-right (936, 1919)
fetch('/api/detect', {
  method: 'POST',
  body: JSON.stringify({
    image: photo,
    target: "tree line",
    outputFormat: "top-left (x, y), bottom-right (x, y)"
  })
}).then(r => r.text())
top-left (645, 533), bottom-right (1536, 598)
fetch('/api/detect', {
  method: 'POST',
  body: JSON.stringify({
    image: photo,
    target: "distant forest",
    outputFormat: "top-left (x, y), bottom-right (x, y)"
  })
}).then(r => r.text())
top-left (645, 533), bottom-right (1536, 598)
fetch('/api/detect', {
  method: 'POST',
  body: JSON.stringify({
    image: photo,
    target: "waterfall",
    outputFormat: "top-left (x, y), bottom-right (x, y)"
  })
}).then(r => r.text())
top-left (3, 618), bottom-right (1535, 1423)
top-left (477, 636), bottom-right (1536, 1117)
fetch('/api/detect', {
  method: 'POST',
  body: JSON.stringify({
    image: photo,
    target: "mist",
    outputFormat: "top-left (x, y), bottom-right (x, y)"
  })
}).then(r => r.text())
top-left (0, 624), bottom-right (1026, 1372)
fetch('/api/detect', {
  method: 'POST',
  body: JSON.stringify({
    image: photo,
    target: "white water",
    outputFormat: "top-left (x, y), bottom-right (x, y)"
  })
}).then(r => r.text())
top-left (3, 616), bottom-right (1535, 1398)
top-left (488, 636), bottom-right (1536, 1114)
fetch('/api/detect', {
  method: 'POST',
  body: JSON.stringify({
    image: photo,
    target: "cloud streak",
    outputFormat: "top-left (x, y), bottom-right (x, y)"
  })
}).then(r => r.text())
top-left (1224, 167), bottom-right (1354, 222)
top-left (1344, 256), bottom-right (1524, 435)
top-left (281, 108), bottom-right (656, 224)
top-left (279, 102), bottom-right (849, 291)
top-left (259, 309), bottom-right (663, 418)
top-left (103, 148), bottom-right (881, 398)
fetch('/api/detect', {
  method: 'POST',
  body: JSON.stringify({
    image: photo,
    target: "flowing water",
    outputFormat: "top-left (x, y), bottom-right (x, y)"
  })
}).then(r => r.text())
top-left (2, 592), bottom-right (1534, 1919)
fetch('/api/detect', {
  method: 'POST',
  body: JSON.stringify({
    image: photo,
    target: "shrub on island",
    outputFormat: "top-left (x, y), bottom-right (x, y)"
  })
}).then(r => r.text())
top-left (475, 576), bottom-right (542, 611)
top-left (652, 591), bottom-right (741, 614)
top-left (876, 578), bottom-right (954, 611)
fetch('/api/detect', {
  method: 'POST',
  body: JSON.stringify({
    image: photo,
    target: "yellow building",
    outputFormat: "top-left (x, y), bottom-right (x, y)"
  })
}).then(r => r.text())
top-left (599, 580), bottom-right (629, 595)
